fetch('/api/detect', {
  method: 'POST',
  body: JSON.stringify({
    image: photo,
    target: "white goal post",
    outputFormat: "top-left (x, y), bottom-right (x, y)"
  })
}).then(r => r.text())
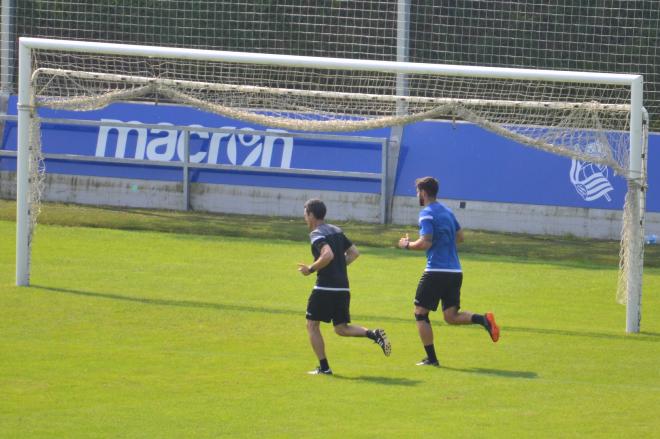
top-left (15, 37), bottom-right (647, 332)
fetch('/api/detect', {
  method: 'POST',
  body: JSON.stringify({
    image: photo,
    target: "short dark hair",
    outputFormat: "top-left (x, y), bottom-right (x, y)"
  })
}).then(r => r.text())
top-left (415, 176), bottom-right (439, 197)
top-left (304, 199), bottom-right (327, 220)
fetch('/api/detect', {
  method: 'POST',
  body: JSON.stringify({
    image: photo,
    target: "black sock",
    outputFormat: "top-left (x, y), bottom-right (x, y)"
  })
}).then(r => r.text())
top-left (320, 358), bottom-right (330, 371)
top-left (366, 329), bottom-right (377, 341)
top-left (471, 314), bottom-right (486, 327)
top-left (424, 344), bottom-right (437, 362)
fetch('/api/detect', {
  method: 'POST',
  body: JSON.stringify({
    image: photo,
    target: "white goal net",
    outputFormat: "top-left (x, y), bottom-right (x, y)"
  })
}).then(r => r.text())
top-left (16, 37), bottom-right (647, 332)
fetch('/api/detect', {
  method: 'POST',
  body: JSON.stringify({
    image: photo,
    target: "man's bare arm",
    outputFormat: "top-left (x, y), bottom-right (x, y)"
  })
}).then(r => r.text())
top-left (398, 233), bottom-right (432, 251)
top-left (345, 244), bottom-right (360, 265)
top-left (298, 244), bottom-right (334, 276)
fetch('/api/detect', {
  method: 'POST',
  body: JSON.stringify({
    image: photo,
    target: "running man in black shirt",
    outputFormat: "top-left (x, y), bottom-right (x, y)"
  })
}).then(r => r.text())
top-left (298, 199), bottom-right (391, 375)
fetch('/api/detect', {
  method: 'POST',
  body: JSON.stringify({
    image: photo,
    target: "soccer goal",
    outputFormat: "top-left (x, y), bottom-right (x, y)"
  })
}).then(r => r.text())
top-left (15, 37), bottom-right (647, 332)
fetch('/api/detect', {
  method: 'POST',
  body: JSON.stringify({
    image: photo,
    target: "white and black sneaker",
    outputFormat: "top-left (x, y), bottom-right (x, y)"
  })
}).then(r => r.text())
top-left (307, 367), bottom-right (333, 375)
top-left (416, 357), bottom-right (440, 367)
top-left (373, 328), bottom-right (392, 357)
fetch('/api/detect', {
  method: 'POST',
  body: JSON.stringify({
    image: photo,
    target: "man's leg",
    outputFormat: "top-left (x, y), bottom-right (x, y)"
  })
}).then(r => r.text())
top-left (333, 323), bottom-right (367, 337)
top-left (331, 292), bottom-right (391, 356)
top-left (333, 324), bottom-right (391, 356)
top-left (415, 305), bottom-right (433, 344)
top-left (414, 272), bottom-right (441, 366)
top-left (307, 319), bottom-right (326, 358)
top-left (306, 320), bottom-right (331, 373)
top-left (415, 305), bottom-right (439, 366)
top-left (442, 306), bottom-right (474, 325)
top-left (443, 307), bottom-right (500, 342)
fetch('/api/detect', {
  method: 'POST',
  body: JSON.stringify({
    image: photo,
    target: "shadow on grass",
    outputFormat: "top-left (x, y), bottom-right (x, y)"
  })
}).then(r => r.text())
top-left (331, 375), bottom-right (422, 386)
top-left (441, 366), bottom-right (538, 379)
top-left (33, 284), bottom-right (301, 317)
top-left (92, 205), bottom-right (306, 242)
top-left (504, 325), bottom-right (660, 342)
top-left (33, 285), bottom-right (659, 344)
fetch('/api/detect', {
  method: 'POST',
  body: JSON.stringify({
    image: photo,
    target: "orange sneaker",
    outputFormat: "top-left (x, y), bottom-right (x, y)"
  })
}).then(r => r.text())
top-left (485, 312), bottom-right (500, 342)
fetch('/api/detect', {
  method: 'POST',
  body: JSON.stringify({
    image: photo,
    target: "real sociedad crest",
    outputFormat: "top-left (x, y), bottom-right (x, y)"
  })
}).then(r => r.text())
top-left (569, 143), bottom-right (614, 202)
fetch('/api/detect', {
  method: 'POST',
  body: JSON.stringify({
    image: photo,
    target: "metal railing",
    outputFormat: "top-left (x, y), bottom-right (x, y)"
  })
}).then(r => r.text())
top-left (0, 114), bottom-right (389, 222)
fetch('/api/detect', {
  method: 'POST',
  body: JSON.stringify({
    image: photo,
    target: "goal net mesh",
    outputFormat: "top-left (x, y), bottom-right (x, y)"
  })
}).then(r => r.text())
top-left (25, 46), bottom-right (646, 304)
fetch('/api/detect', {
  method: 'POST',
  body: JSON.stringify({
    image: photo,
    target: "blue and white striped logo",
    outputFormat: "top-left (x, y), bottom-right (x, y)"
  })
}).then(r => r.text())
top-left (569, 159), bottom-right (614, 202)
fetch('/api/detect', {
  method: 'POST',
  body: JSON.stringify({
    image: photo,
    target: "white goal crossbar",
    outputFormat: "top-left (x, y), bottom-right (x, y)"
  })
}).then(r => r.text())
top-left (15, 37), bottom-right (646, 332)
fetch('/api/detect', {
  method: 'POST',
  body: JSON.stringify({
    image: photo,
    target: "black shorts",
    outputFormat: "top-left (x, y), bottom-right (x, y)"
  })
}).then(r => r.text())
top-left (306, 290), bottom-right (351, 325)
top-left (414, 271), bottom-right (463, 312)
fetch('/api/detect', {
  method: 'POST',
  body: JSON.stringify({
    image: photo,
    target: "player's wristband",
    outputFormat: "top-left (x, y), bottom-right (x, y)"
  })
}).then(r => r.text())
top-left (405, 241), bottom-right (410, 250)
top-left (308, 266), bottom-right (316, 273)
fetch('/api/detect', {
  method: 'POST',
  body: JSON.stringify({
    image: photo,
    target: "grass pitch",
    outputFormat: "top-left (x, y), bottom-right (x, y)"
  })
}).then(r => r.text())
top-left (0, 202), bottom-right (659, 438)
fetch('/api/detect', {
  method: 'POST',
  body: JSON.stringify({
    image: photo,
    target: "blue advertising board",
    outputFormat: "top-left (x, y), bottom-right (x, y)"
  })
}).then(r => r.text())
top-left (0, 96), bottom-right (388, 194)
top-left (396, 121), bottom-right (652, 211)
top-left (1, 96), bottom-right (658, 212)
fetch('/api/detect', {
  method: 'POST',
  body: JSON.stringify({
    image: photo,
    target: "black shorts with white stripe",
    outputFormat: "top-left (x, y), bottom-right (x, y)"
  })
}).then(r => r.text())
top-left (414, 271), bottom-right (463, 311)
top-left (306, 290), bottom-right (351, 325)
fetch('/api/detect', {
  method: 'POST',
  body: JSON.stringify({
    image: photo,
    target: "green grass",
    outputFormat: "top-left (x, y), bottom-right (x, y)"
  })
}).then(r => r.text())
top-left (1, 199), bottom-right (659, 268)
top-left (1, 201), bottom-right (659, 438)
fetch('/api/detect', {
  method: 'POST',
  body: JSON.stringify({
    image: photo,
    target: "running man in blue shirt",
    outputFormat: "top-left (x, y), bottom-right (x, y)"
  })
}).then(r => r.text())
top-left (398, 177), bottom-right (499, 367)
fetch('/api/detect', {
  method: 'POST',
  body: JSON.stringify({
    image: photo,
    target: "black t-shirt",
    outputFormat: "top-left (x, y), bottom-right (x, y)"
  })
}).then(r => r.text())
top-left (309, 223), bottom-right (353, 291)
